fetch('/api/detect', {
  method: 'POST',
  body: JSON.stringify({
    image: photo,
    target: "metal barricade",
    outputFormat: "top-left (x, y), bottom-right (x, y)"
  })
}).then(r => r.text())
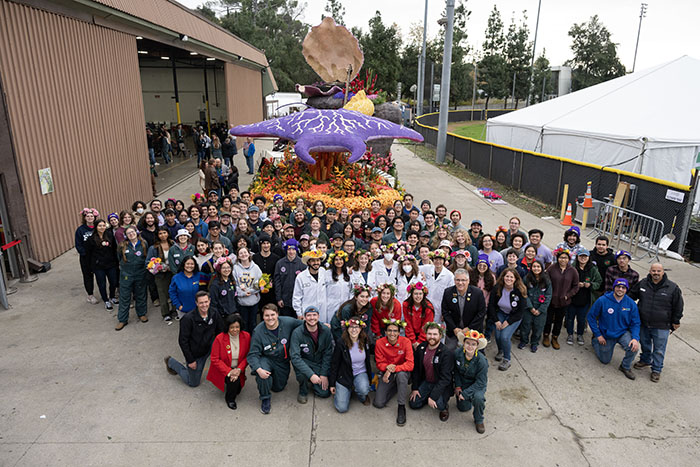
top-left (587, 200), bottom-right (664, 262)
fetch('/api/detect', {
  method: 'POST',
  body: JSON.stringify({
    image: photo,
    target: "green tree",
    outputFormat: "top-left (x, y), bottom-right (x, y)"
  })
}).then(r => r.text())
top-left (478, 4), bottom-right (508, 109)
top-left (196, 2), bottom-right (220, 24)
top-left (530, 50), bottom-right (554, 103)
top-left (565, 15), bottom-right (626, 91)
top-left (322, 0), bottom-right (346, 25)
top-left (504, 11), bottom-right (532, 108)
top-left (358, 11), bottom-right (403, 98)
top-left (431, 1), bottom-right (472, 107)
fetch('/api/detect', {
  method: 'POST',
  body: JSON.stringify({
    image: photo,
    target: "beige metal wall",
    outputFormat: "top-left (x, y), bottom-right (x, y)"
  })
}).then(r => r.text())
top-left (225, 63), bottom-right (263, 127)
top-left (0, 1), bottom-right (151, 261)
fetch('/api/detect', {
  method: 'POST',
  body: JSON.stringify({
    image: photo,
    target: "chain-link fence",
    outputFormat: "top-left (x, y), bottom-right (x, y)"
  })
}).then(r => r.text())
top-left (414, 110), bottom-right (698, 254)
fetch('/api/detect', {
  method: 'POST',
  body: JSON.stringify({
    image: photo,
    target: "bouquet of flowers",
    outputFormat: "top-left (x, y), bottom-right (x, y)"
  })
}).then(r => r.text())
top-left (147, 257), bottom-right (165, 275)
top-left (259, 273), bottom-right (272, 293)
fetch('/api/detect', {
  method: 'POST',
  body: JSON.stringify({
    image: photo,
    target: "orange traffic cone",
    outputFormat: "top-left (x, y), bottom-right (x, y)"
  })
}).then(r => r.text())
top-left (582, 181), bottom-right (593, 208)
top-left (561, 203), bottom-right (573, 226)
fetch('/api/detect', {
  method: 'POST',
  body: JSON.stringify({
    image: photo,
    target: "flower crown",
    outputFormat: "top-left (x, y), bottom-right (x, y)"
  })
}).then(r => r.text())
top-left (382, 318), bottom-right (407, 328)
top-left (397, 254), bottom-right (416, 263)
top-left (407, 281), bottom-right (428, 295)
top-left (376, 282), bottom-right (396, 296)
top-left (429, 249), bottom-right (447, 260)
top-left (450, 249), bottom-right (468, 258)
top-left (191, 193), bottom-right (204, 202)
top-left (380, 243), bottom-right (398, 253)
top-left (353, 248), bottom-right (369, 259)
top-left (422, 321), bottom-right (446, 336)
top-left (214, 256), bottom-right (233, 272)
top-left (81, 207), bottom-right (99, 217)
top-left (553, 247), bottom-right (571, 258)
top-left (496, 225), bottom-right (507, 233)
top-left (302, 248), bottom-right (325, 260)
top-left (328, 250), bottom-right (349, 262)
top-left (353, 283), bottom-right (372, 297)
top-left (464, 328), bottom-right (485, 341)
top-left (343, 318), bottom-right (367, 328)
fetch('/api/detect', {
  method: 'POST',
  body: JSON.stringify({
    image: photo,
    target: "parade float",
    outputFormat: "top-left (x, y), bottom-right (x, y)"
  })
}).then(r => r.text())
top-left (229, 17), bottom-right (423, 212)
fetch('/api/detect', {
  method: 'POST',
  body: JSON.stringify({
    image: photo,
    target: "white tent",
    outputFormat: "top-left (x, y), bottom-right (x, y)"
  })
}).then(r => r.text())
top-left (486, 56), bottom-right (700, 188)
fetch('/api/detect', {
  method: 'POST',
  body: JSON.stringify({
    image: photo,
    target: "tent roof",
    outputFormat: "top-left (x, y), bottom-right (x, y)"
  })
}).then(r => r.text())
top-left (488, 56), bottom-right (700, 144)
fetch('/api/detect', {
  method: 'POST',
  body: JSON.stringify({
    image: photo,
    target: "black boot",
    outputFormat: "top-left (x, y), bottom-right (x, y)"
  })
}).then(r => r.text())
top-left (396, 404), bottom-right (406, 426)
top-left (227, 399), bottom-right (237, 410)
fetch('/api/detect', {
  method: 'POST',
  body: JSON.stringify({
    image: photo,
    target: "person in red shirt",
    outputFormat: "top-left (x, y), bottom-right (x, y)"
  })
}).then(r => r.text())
top-left (403, 282), bottom-right (435, 348)
top-left (370, 283), bottom-right (402, 337)
top-left (373, 319), bottom-right (414, 426)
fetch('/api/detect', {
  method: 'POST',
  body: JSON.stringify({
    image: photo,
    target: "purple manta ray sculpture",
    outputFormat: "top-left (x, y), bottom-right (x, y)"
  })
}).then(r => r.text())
top-left (229, 108), bottom-right (424, 164)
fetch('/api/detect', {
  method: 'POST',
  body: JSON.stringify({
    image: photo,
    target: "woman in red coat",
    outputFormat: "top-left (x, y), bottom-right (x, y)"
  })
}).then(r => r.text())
top-left (207, 313), bottom-right (251, 410)
top-left (370, 283), bottom-right (402, 337)
top-left (403, 282), bottom-right (435, 348)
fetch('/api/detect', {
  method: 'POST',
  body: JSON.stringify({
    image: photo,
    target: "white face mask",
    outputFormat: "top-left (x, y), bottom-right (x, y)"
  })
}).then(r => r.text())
top-left (136, 208), bottom-right (144, 214)
top-left (403, 264), bottom-right (413, 273)
top-left (384, 253), bottom-right (394, 261)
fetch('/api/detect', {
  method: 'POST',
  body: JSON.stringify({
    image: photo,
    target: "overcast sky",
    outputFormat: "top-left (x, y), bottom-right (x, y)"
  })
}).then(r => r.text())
top-left (178, 0), bottom-right (698, 71)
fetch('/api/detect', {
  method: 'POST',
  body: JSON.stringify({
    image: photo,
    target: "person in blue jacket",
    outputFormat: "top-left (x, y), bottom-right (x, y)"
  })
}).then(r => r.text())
top-left (169, 256), bottom-right (202, 319)
top-left (244, 137), bottom-right (256, 174)
top-left (587, 278), bottom-right (641, 380)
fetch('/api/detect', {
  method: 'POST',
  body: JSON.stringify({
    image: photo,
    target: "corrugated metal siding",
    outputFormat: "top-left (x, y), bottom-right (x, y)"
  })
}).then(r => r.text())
top-left (225, 63), bottom-right (263, 126)
top-left (0, 1), bottom-right (151, 261)
top-left (93, 0), bottom-right (269, 66)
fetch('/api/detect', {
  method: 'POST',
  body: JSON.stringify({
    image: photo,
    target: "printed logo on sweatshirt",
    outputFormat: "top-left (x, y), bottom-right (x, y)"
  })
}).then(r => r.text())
top-left (607, 308), bottom-right (615, 314)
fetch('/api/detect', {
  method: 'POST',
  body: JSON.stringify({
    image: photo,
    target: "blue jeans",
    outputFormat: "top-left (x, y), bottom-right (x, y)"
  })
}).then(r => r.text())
top-left (333, 373), bottom-right (370, 413)
top-left (457, 389), bottom-right (486, 423)
top-left (591, 331), bottom-right (638, 370)
top-left (566, 304), bottom-right (589, 336)
top-left (408, 380), bottom-right (448, 411)
top-left (168, 354), bottom-right (208, 387)
top-left (639, 327), bottom-right (670, 373)
top-left (94, 266), bottom-right (118, 302)
top-left (494, 311), bottom-right (521, 361)
top-left (245, 155), bottom-right (254, 174)
top-left (197, 150), bottom-right (206, 165)
top-left (148, 148), bottom-right (156, 165)
top-left (238, 304), bottom-right (258, 335)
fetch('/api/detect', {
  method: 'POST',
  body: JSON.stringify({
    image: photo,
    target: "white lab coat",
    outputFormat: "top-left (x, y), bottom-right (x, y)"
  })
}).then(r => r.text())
top-left (395, 272), bottom-right (424, 303)
top-left (325, 271), bottom-right (353, 324)
top-left (292, 267), bottom-right (327, 319)
top-left (419, 264), bottom-right (454, 323)
top-left (371, 258), bottom-right (398, 288)
top-left (350, 269), bottom-right (378, 296)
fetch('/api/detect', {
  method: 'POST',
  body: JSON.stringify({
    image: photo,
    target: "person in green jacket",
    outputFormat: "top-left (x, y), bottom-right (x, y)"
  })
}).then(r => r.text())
top-left (168, 229), bottom-right (195, 273)
top-left (518, 260), bottom-right (552, 353)
top-left (290, 306), bottom-right (333, 403)
top-left (115, 226), bottom-right (149, 331)
top-left (247, 303), bottom-right (303, 414)
top-left (566, 248), bottom-right (602, 346)
top-left (454, 328), bottom-right (489, 434)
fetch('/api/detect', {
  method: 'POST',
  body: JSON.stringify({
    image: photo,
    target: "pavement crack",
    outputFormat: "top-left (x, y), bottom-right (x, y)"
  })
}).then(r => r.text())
top-left (671, 332), bottom-right (700, 353)
top-left (307, 396), bottom-right (318, 467)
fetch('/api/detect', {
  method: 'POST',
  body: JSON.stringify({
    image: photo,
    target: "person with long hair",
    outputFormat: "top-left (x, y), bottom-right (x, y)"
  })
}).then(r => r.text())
top-left (519, 244), bottom-right (538, 272)
top-left (115, 226), bottom-right (149, 330)
top-left (233, 246), bottom-right (263, 334)
top-left (324, 251), bottom-right (353, 325)
top-left (370, 283), bottom-right (402, 337)
top-left (448, 250), bottom-right (470, 273)
top-left (331, 284), bottom-right (373, 342)
top-left (206, 313), bottom-right (249, 409)
top-left (132, 200), bottom-right (147, 225)
top-left (493, 228), bottom-right (509, 252)
top-left (146, 226), bottom-right (175, 322)
top-left (113, 210), bottom-right (134, 245)
top-left (403, 282), bottom-right (435, 348)
top-left (430, 225), bottom-right (451, 250)
top-left (543, 248), bottom-right (580, 350)
top-left (519, 260), bottom-right (552, 353)
top-left (350, 250), bottom-right (376, 292)
top-left (329, 316), bottom-right (373, 412)
top-left (208, 256), bottom-right (238, 319)
top-left (501, 233), bottom-right (526, 263)
top-left (478, 235), bottom-right (504, 273)
top-left (169, 229), bottom-right (195, 273)
top-left (470, 255), bottom-right (497, 308)
top-left (169, 256), bottom-right (202, 320)
top-left (85, 218), bottom-right (119, 310)
top-left (194, 237), bottom-right (212, 269)
top-left (76, 207), bottom-right (98, 304)
top-left (487, 269), bottom-right (527, 370)
top-left (396, 254), bottom-right (423, 302)
top-left (566, 248), bottom-right (601, 346)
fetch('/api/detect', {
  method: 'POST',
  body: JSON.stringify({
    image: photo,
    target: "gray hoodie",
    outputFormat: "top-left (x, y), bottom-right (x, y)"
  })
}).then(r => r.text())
top-left (232, 261), bottom-right (263, 306)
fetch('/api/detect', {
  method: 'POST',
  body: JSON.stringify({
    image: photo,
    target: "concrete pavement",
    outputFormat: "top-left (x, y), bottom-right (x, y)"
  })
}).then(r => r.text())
top-left (1, 141), bottom-right (699, 466)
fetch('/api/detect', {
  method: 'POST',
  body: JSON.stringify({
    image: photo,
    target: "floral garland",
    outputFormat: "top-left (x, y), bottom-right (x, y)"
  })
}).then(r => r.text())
top-left (352, 283), bottom-right (372, 297)
top-left (422, 321), bottom-right (446, 336)
top-left (375, 282), bottom-right (396, 297)
top-left (428, 249), bottom-right (447, 260)
top-left (327, 250), bottom-right (349, 263)
top-left (380, 243), bottom-right (398, 254)
top-left (81, 207), bottom-right (99, 217)
top-left (343, 318), bottom-right (367, 328)
top-left (382, 317), bottom-right (407, 329)
top-left (397, 254), bottom-right (416, 263)
top-left (553, 247), bottom-right (571, 258)
top-left (406, 281), bottom-right (428, 295)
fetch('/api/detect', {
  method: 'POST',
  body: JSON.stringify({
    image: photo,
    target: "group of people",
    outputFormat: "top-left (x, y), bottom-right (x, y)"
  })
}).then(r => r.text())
top-left (75, 190), bottom-right (684, 430)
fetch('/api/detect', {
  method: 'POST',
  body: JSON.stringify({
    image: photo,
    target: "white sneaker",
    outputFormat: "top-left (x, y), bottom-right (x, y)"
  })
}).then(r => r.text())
top-left (105, 301), bottom-right (113, 310)
top-left (87, 295), bottom-right (98, 304)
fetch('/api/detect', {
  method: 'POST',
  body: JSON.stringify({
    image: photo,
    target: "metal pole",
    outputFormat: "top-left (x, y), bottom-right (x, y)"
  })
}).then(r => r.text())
top-left (436, 0), bottom-right (455, 164)
top-left (526, 0), bottom-right (542, 106)
top-left (203, 64), bottom-right (211, 135)
top-left (171, 59), bottom-right (181, 124)
top-left (417, 0), bottom-right (429, 116)
top-left (429, 61), bottom-right (435, 113)
top-left (632, 3), bottom-right (648, 73)
top-left (471, 61), bottom-right (477, 111)
top-left (511, 71), bottom-right (516, 109)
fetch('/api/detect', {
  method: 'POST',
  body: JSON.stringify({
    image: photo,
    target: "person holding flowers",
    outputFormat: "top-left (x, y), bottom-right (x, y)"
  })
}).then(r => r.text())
top-left (146, 227), bottom-right (174, 322)
top-left (454, 329), bottom-right (489, 433)
top-left (208, 257), bottom-right (238, 319)
top-left (232, 246), bottom-right (263, 334)
top-left (374, 318), bottom-right (414, 427)
top-left (331, 284), bottom-right (373, 342)
top-left (324, 251), bottom-right (353, 324)
top-left (370, 283), bottom-right (402, 337)
top-left (403, 282), bottom-right (435, 348)
top-left (329, 316), bottom-right (373, 412)
top-left (409, 322), bottom-right (454, 422)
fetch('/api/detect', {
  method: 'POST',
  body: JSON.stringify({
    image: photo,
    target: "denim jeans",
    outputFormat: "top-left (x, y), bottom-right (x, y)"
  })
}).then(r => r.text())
top-left (639, 327), bottom-right (670, 373)
top-left (333, 373), bottom-right (370, 413)
top-left (457, 389), bottom-right (486, 423)
top-left (566, 304), bottom-right (589, 336)
top-left (494, 311), bottom-right (521, 361)
top-left (245, 155), bottom-right (255, 174)
top-left (408, 380), bottom-right (447, 411)
top-left (238, 304), bottom-right (259, 335)
top-left (168, 354), bottom-right (209, 387)
top-left (148, 148), bottom-right (156, 165)
top-left (94, 266), bottom-right (118, 302)
top-left (591, 331), bottom-right (638, 370)
top-left (197, 150), bottom-right (206, 165)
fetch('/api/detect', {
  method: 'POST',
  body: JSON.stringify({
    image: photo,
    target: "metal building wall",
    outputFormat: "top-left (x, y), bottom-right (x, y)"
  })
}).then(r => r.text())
top-left (0, 1), bottom-right (151, 261)
top-left (225, 63), bottom-right (263, 127)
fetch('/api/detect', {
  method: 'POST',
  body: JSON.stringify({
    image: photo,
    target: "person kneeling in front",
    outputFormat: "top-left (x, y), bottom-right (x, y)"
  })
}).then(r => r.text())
top-left (586, 278), bottom-right (641, 380)
top-left (247, 303), bottom-right (303, 414)
top-left (374, 319), bottom-right (414, 427)
top-left (409, 322), bottom-right (455, 422)
top-left (165, 291), bottom-right (224, 387)
top-left (206, 313), bottom-right (250, 410)
top-left (329, 316), bottom-right (373, 412)
top-left (290, 306), bottom-right (333, 404)
top-left (454, 329), bottom-right (489, 433)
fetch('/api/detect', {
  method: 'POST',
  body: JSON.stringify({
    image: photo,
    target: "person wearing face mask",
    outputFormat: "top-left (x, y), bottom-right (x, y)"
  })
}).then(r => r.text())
top-left (395, 255), bottom-right (423, 302)
top-left (115, 226), bottom-right (149, 330)
top-left (454, 329), bottom-right (489, 433)
top-left (329, 316), bottom-right (373, 412)
top-left (409, 322), bottom-right (454, 422)
top-left (132, 200), bottom-right (147, 225)
top-left (290, 306), bottom-right (333, 404)
top-left (292, 247), bottom-right (328, 319)
top-left (372, 244), bottom-right (399, 286)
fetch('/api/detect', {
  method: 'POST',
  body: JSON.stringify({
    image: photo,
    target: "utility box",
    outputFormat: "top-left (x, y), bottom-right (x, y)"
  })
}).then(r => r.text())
top-left (574, 198), bottom-right (602, 226)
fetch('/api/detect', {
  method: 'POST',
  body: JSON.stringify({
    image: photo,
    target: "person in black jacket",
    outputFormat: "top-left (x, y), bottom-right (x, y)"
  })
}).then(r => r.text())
top-left (329, 316), bottom-right (372, 412)
top-left (487, 269), bottom-right (527, 371)
top-left (442, 268), bottom-right (487, 350)
top-left (165, 291), bottom-right (224, 387)
top-left (253, 233), bottom-right (280, 309)
top-left (589, 236), bottom-right (615, 300)
top-left (409, 322), bottom-right (454, 421)
top-left (86, 219), bottom-right (119, 310)
top-left (629, 263), bottom-right (684, 382)
top-left (273, 240), bottom-right (306, 317)
top-left (208, 257), bottom-right (238, 318)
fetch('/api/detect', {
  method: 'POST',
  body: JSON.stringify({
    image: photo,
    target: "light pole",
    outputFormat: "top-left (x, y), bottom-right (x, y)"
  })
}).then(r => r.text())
top-left (526, 0), bottom-right (542, 106)
top-left (632, 3), bottom-right (648, 73)
top-left (436, 0), bottom-right (455, 164)
top-left (416, 0), bottom-right (429, 116)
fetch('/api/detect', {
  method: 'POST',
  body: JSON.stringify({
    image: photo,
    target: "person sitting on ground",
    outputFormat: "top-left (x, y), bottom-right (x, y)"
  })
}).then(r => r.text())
top-left (206, 313), bottom-right (250, 410)
top-left (587, 278), bottom-right (641, 380)
top-left (331, 284), bottom-right (373, 343)
top-left (247, 304), bottom-right (304, 414)
top-left (290, 306), bottom-right (333, 404)
top-left (454, 328), bottom-right (489, 433)
top-left (604, 250), bottom-right (640, 292)
top-left (329, 316), bottom-right (373, 412)
top-left (409, 322), bottom-right (454, 422)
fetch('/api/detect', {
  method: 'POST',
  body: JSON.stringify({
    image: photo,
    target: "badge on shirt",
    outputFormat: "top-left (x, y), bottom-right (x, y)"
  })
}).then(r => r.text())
top-left (452, 298), bottom-right (458, 304)
top-left (281, 266), bottom-right (286, 273)
top-left (125, 250), bottom-right (130, 254)
top-left (221, 290), bottom-right (227, 296)
top-left (512, 301), bottom-right (518, 307)
top-left (102, 241), bottom-right (109, 246)
top-left (303, 347), bottom-right (310, 353)
top-left (398, 350), bottom-right (404, 354)
top-left (434, 356), bottom-right (439, 363)
top-left (135, 251), bottom-right (142, 256)
top-left (607, 308), bottom-right (615, 314)
top-left (281, 338), bottom-right (288, 345)
top-left (264, 344), bottom-right (272, 351)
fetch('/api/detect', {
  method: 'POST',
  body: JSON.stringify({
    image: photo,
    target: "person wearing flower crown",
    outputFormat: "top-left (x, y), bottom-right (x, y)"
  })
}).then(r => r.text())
top-left (372, 243), bottom-right (399, 286)
top-left (403, 282), bottom-right (435, 348)
top-left (419, 249), bottom-right (455, 324)
top-left (409, 322), bottom-right (454, 422)
top-left (370, 283), bottom-right (403, 337)
top-left (329, 316), bottom-right (373, 412)
top-left (273, 239), bottom-right (306, 318)
top-left (396, 254), bottom-right (424, 302)
top-left (293, 246), bottom-right (328, 319)
top-left (374, 318), bottom-right (414, 427)
top-left (331, 284), bottom-right (373, 342)
top-left (290, 306), bottom-right (333, 404)
top-left (324, 250), bottom-right (353, 325)
top-left (454, 329), bottom-right (489, 433)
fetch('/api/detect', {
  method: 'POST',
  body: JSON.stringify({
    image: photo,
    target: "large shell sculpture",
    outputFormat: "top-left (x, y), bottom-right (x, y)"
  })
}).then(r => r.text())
top-left (302, 17), bottom-right (364, 83)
